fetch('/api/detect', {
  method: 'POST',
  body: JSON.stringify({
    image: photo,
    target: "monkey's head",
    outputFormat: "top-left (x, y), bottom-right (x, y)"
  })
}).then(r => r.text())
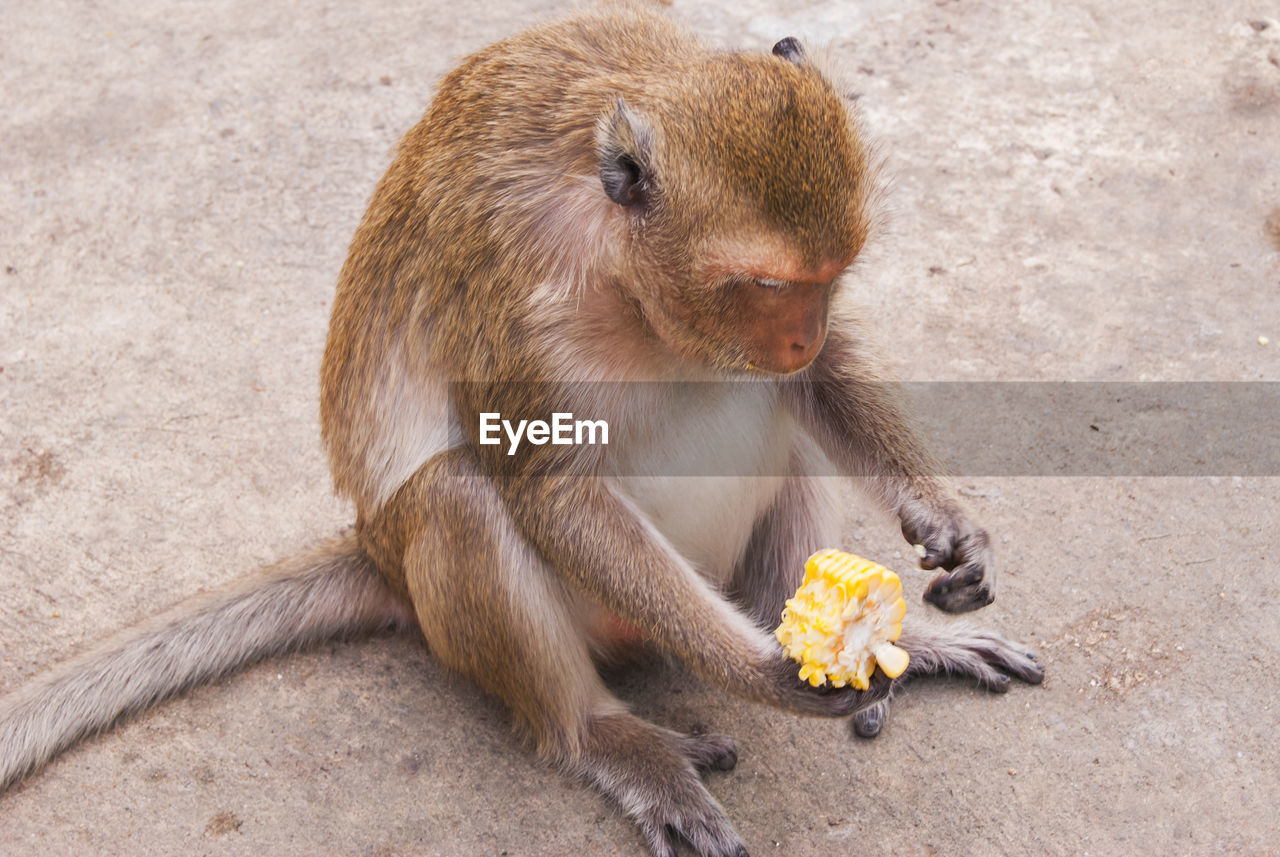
top-left (597, 38), bottom-right (872, 375)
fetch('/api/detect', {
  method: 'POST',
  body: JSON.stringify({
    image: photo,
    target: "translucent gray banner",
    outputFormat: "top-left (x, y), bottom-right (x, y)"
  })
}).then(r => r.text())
top-left (447, 382), bottom-right (1279, 476)
top-left (904, 382), bottom-right (1278, 476)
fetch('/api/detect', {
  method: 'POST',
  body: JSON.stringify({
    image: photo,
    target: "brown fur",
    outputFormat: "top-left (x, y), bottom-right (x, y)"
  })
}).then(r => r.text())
top-left (1, 10), bottom-right (1041, 857)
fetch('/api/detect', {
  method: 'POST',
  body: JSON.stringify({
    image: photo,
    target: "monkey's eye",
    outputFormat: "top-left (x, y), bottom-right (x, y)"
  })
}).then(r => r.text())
top-left (753, 278), bottom-right (787, 290)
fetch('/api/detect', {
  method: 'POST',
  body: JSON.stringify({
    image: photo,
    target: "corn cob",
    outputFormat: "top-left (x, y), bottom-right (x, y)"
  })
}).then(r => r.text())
top-left (774, 549), bottom-right (910, 690)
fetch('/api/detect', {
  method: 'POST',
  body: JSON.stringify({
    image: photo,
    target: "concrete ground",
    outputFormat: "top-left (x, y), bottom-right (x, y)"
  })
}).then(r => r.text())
top-left (2, 0), bottom-right (1278, 854)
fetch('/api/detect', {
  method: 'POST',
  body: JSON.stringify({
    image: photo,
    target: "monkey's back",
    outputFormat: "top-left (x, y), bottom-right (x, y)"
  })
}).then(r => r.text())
top-left (319, 10), bottom-right (701, 510)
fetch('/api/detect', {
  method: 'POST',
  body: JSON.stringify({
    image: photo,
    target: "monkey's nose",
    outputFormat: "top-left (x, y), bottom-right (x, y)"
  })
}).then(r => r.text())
top-left (778, 338), bottom-right (823, 373)
top-left (787, 316), bottom-right (827, 367)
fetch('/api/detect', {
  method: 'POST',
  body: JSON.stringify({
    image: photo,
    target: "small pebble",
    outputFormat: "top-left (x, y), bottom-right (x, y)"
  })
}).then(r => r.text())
top-left (1259, 336), bottom-right (1270, 346)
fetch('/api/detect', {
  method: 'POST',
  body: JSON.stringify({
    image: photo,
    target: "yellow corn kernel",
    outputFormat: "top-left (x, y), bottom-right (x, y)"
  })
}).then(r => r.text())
top-left (774, 549), bottom-right (910, 690)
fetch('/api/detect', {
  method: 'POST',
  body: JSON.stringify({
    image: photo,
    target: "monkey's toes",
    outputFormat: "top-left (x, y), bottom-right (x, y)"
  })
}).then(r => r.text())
top-left (636, 790), bottom-right (747, 857)
top-left (679, 731), bottom-right (739, 773)
top-left (1011, 652), bottom-right (1046, 685)
top-left (981, 672), bottom-right (1012, 693)
top-left (974, 637), bottom-right (1046, 686)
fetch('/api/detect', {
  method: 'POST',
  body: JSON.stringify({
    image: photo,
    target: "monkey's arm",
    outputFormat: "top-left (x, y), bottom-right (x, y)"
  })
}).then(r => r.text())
top-left (498, 472), bottom-right (888, 717)
top-left (786, 323), bottom-right (995, 613)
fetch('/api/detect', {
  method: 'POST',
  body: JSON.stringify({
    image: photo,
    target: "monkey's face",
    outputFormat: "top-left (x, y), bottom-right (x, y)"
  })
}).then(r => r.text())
top-left (596, 50), bottom-right (871, 375)
top-left (676, 238), bottom-right (852, 375)
top-left (609, 203), bottom-right (863, 377)
top-left (720, 275), bottom-right (837, 375)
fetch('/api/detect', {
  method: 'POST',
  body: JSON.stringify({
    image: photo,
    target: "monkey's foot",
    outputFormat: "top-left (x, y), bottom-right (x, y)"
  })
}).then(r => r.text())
top-left (851, 620), bottom-right (1044, 739)
top-left (581, 713), bottom-right (748, 857)
top-left (633, 785), bottom-right (748, 857)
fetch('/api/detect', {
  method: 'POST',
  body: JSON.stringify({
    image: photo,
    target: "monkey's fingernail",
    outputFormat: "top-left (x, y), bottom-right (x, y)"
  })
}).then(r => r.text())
top-left (853, 717), bottom-right (882, 738)
top-left (923, 548), bottom-right (953, 569)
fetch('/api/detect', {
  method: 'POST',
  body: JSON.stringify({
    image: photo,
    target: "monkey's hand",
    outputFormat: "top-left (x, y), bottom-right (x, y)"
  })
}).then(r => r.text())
top-left (899, 497), bottom-right (994, 613)
top-left (765, 652), bottom-right (893, 718)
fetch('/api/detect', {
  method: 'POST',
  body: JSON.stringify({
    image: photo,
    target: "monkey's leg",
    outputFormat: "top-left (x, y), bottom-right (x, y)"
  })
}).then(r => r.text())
top-left (849, 618), bottom-right (1043, 741)
top-left (377, 450), bottom-right (748, 857)
top-left (846, 620), bottom-right (1045, 740)
top-left (895, 619), bottom-right (1044, 690)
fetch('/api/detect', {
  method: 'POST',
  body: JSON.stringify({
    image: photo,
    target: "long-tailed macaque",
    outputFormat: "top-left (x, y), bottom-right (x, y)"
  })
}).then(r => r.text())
top-left (0, 10), bottom-right (1042, 857)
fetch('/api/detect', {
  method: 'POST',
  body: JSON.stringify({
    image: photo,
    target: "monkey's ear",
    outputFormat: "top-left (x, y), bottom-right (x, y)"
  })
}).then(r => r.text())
top-left (772, 36), bottom-right (804, 65)
top-left (598, 99), bottom-right (654, 209)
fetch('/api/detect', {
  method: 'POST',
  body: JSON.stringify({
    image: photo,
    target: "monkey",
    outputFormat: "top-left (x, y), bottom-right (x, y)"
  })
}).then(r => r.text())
top-left (0, 9), bottom-right (1043, 857)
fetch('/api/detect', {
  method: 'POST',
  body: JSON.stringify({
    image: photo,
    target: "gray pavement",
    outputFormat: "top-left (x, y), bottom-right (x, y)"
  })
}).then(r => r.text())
top-left (2, 1), bottom-right (1278, 855)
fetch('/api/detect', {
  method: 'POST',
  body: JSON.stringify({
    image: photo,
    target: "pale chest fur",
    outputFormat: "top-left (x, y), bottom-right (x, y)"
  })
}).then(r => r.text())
top-left (605, 382), bottom-right (794, 586)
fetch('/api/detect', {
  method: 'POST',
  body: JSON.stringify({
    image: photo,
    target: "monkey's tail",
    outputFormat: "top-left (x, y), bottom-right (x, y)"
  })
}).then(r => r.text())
top-left (0, 535), bottom-right (415, 791)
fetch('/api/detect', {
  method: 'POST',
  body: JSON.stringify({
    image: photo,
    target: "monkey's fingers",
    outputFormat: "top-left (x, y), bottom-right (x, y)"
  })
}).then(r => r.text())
top-left (917, 544), bottom-right (951, 571)
top-left (767, 654), bottom-right (891, 718)
top-left (912, 525), bottom-right (988, 572)
top-left (923, 561), bottom-right (994, 613)
top-left (912, 522), bottom-right (995, 613)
